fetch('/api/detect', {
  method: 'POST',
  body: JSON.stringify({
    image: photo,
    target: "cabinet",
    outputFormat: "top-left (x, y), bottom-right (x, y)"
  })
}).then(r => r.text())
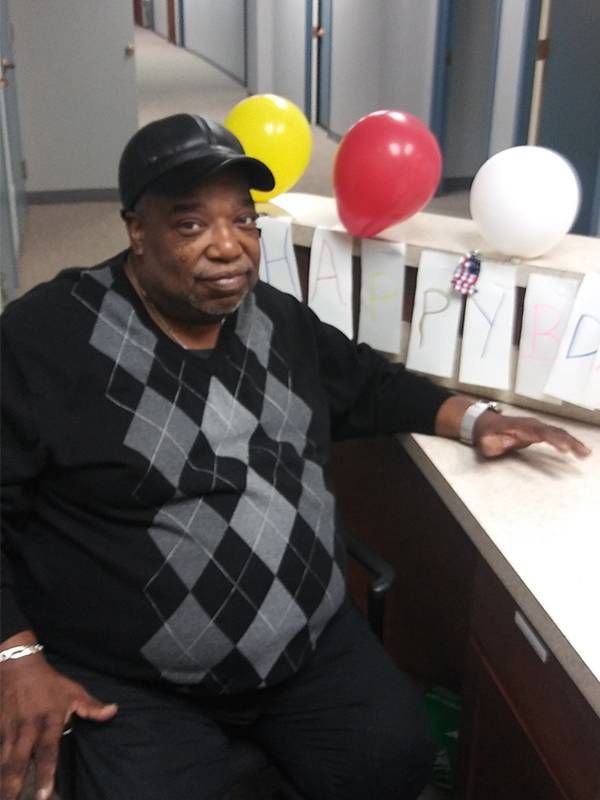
top-left (458, 560), bottom-right (600, 800)
top-left (458, 639), bottom-right (565, 800)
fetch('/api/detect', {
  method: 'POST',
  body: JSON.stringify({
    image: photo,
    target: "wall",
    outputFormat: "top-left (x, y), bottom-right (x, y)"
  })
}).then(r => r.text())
top-left (379, 0), bottom-right (439, 124)
top-left (328, 0), bottom-right (440, 138)
top-left (182, 0), bottom-right (244, 83)
top-left (443, 0), bottom-right (501, 178)
top-left (328, 0), bottom-right (381, 136)
top-left (245, 0), bottom-right (273, 95)
top-left (9, 0), bottom-right (138, 192)
top-left (489, 0), bottom-right (530, 155)
top-left (323, 1), bottom-right (535, 181)
top-left (246, 0), bottom-right (307, 112)
top-left (153, 0), bottom-right (169, 40)
top-left (271, 0), bottom-right (307, 111)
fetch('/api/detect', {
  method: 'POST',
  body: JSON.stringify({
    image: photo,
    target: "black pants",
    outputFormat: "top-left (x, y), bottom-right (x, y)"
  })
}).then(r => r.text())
top-left (51, 601), bottom-right (434, 800)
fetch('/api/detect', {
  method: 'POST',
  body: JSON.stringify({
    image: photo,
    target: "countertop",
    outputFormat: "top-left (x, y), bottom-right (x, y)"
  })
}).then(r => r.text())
top-left (268, 192), bottom-right (600, 285)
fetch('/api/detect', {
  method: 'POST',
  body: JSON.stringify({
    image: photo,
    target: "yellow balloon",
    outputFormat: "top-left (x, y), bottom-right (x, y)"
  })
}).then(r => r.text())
top-left (224, 94), bottom-right (312, 202)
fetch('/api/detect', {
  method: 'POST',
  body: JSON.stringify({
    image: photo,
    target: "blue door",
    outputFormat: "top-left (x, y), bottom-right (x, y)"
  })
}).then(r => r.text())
top-left (536, 0), bottom-right (600, 234)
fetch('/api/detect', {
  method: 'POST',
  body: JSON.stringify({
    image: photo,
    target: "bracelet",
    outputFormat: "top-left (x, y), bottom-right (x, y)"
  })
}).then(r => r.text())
top-left (459, 400), bottom-right (501, 446)
top-left (0, 643), bottom-right (45, 663)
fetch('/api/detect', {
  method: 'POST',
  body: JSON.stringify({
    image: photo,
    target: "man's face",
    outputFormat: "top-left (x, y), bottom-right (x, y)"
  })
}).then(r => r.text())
top-left (125, 169), bottom-right (261, 324)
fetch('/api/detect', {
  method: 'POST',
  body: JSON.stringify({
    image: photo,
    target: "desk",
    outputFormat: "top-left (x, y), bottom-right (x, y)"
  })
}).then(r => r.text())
top-left (400, 412), bottom-right (600, 798)
top-left (276, 192), bottom-right (600, 796)
top-left (332, 419), bottom-right (599, 798)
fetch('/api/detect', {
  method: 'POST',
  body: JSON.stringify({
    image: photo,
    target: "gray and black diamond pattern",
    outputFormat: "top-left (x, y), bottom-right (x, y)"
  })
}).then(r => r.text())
top-left (76, 267), bottom-right (345, 692)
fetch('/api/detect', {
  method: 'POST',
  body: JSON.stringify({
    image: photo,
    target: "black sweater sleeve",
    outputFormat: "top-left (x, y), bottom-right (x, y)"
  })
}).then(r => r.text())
top-left (1, 330), bottom-right (48, 640)
top-left (312, 315), bottom-right (453, 440)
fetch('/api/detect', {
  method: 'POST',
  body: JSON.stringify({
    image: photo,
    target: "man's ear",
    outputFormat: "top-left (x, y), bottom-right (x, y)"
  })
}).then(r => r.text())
top-left (123, 209), bottom-right (145, 256)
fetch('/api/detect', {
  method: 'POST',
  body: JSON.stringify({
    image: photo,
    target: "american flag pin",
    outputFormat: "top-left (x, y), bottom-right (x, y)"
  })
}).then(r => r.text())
top-left (450, 250), bottom-right (481, 296)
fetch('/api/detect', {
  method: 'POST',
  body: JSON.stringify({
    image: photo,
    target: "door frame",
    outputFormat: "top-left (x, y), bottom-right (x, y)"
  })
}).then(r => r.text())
top-left (303, 0), bottom-right (314, 120)
top-left (167, 0), bottom-right (176, 43)
top-left (430, 0), bottom-right (452, 149)
top-left (177, 0), bottom-right (185, 46)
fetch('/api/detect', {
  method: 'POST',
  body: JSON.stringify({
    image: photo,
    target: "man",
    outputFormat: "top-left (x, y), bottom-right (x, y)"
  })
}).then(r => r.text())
top-left (0, 114), bottom-right (590, 800)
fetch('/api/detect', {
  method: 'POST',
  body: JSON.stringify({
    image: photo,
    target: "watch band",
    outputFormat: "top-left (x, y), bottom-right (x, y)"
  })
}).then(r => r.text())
top-left (0, 643), bottom-right (45, 663)
top-left (459, 400), bottom-right (501, 446)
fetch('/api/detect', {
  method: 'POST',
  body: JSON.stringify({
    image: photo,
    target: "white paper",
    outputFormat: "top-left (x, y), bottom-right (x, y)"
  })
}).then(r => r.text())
top-left (358, 239), bottom-right (406, 353)
top-left (307, 227), bottom-right (354, 339)
top-left (544, 272), bottom-right (600, 408)
top-left (405, 250), bottom-right (463, 377)
top-left (257, 216), bottom-right (302, 300)
top-left (459, 260), bottom-right (517, 390)
top-left (515, 273), bottom-right (579, 401)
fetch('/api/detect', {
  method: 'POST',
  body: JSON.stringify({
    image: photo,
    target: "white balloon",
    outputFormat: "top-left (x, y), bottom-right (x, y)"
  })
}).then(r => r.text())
top-left (470, 146), bottom-right (581, 258)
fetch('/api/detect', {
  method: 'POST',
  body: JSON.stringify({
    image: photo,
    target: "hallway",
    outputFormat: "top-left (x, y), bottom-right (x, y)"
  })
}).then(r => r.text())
top-left (18, 27), bottom-right (466, 292)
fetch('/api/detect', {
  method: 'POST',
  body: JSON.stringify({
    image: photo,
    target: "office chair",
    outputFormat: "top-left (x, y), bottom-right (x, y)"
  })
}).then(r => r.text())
top-left (56, 533), bottom-right (395, 800)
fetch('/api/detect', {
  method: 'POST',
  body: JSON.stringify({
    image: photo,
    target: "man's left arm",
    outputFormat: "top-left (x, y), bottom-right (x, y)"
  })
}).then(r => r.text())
top-left (435, 395), bottom-right (592, 459)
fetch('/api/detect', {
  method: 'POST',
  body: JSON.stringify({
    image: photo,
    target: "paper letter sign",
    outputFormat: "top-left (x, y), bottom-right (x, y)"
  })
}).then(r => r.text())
top-left (405, 250), bottom-right (463, 377)
top-left (308, 227), bottom-right (354, 339)
top-left (544, 272), bottom-right (600, 408)
top-left (459, 260), bottom-right (517, 390)
top-left (358, 239), bottom-right (406, 353)
top-left (257, 216), bottom-right (302, 300)
top-left (515, 274), bottom-right (578, 401)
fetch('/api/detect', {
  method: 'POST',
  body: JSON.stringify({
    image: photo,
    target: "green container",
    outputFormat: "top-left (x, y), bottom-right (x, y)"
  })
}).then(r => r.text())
top-left (424, 686), bottom-right (461, 792)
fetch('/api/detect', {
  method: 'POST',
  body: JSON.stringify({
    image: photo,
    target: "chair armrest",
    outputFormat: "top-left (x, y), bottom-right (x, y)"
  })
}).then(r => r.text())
top-left (346, 531), bottom-right (395, 594)
top-left (346, 532), bottom-right (395, 641)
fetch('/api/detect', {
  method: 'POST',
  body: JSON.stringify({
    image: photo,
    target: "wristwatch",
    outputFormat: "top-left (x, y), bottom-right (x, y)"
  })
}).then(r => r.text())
top-left (459, 400), bottom-right (501, 446)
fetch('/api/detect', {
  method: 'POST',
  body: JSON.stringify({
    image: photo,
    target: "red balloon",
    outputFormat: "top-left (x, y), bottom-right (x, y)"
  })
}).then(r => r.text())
top-left (333, 110), bottom-right (442, 237)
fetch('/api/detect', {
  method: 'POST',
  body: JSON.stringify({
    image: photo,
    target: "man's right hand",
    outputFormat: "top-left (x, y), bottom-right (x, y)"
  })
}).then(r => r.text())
top-left (0, 643), bottom-right (118, 800)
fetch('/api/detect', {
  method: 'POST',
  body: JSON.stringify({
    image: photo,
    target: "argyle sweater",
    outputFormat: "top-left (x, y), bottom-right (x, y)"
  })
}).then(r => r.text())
top-left (1, 251), bottom-right (451, 693)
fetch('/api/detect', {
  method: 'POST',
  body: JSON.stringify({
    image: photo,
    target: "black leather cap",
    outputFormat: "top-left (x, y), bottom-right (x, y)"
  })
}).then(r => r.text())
top-left (118, 114), bottom-right (275, 211)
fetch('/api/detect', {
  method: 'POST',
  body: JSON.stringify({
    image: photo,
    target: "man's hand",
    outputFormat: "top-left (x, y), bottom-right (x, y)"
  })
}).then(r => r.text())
top-left (473, 410), bottom-right (592, 459)
top-left (0, 649), bottom-right (117, 800)
top-left (435, 395), bottom-right (592, 459)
